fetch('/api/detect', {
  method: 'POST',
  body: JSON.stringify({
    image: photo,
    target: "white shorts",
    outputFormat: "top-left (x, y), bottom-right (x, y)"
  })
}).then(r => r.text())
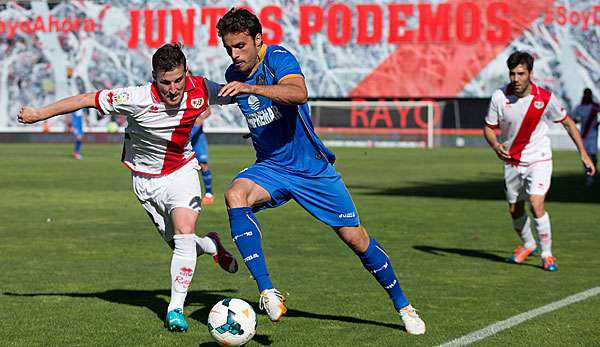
top-left (132, 159), bottom-right (201, 242)
top-left (504, 160), bottom-right (552, 203)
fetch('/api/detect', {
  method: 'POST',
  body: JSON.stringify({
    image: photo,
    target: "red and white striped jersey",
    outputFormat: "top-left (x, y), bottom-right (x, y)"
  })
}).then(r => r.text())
top-left (485, 82), bottom-right (567, 165)
top-left (95, 76), bottom-right (221, 176)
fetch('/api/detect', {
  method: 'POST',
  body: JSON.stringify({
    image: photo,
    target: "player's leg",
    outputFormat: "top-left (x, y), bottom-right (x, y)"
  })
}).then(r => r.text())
top-left (291, 170), bottom-right (425, 334)
top-left (191, 127), bottom-right (214, 204)
top-left (72, 130), bottom-right (83, 160)
top-left (506, 200), bottom-right (537, 263)
top-left (504, 164), bottom-right (537, 263)
top-left (199, 162), bottom-right (214, 205)
top-left (335, 224), bottom-right (425, 334)
top-left (225, 166), bottom-right (289, 321)
top-left (526, 161), bottom-right (557, 271)
top-left (166, 207), bottom-right (198, 332)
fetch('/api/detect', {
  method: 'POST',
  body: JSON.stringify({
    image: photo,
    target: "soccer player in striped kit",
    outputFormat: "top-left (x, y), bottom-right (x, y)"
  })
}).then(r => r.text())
top-left (17, 43), bottom-right (238, 332)
top-left (484, 51), bottom-right (596, 271)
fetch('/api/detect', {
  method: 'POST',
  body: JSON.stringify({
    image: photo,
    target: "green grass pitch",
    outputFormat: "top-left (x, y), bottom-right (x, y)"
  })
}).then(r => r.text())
top-left (1, 144), bottom-right (599, 346)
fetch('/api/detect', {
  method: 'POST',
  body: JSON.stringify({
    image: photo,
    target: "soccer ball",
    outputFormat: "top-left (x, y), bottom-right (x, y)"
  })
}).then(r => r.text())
top-left (208, 298), bottom-right (256, 346)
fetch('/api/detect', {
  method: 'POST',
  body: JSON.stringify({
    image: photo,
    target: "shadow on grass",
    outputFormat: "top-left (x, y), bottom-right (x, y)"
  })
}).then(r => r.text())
top-left (349, 173), bottom-right (600, 203)
top-left (3, 288), bottom-right (403, 340)
top-left (413, 245), bottom-right (542, 269)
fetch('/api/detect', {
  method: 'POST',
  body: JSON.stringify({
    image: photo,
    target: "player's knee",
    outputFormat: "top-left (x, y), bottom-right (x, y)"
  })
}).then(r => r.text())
top-left (528, 197), bottom-right (545, 216)
top-left (336, 225), bottom-right (369, 253)
top-left (224, 187), bottom-right (247, 207)
top-left (174, 224), bottom-right (195, 235)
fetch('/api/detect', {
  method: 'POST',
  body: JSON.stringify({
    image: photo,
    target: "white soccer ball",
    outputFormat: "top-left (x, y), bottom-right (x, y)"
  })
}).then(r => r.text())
top-left (208, 298), bottom-right (256, 346)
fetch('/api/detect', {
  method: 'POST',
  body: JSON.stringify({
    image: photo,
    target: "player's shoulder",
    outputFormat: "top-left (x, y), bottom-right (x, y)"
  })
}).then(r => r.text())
top-left (186, 75), bottom-right (207, 91)
top-left (225, 65), bottom-right (243, 82)
top-left (491, 85), bottom-right (509, 101)
top-left (265, 44), bottom-right (296, 61)
top-left (532, 83), bottom-right (553, 99)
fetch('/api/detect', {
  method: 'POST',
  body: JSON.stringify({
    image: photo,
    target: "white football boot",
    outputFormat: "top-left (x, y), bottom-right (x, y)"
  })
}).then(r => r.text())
top-left (259, 288), bottom-right (287, 322)
top-left (399, 304), bottom-right (426, 335)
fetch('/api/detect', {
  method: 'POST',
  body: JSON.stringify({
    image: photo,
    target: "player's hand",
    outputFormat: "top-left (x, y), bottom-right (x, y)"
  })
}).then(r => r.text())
top-left (17, 106), bottom-right (43, 124)
top-left (582, 154), bottom-right (596, 176)
top-left (493, 143), bottom-right (511, 161)
top-left (218, 81), bottom-right (253, 97)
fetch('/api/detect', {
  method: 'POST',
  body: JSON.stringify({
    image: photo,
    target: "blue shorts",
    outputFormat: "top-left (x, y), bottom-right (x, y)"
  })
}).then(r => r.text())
top-left (235, 162), bottom-right (360, 227)
top-left (190, 125), bottom-right (208, 163)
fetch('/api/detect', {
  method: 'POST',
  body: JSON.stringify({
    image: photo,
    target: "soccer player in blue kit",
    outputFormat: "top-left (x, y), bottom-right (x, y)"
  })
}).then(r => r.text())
top-left (68, 109), bottom-right (85, 159)
top-left (216, 8), bottom-right (425, 334)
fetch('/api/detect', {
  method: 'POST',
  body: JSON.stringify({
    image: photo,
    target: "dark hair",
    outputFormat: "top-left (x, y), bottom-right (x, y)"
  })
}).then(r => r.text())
top-left (582, 88), bottom-right (593, 104)
top-left (507, 51), bottom-right (534, 71)
top-left (216, 8), bottom-right (262, 38)
top-left (152, 43), bottom-right (186, 74)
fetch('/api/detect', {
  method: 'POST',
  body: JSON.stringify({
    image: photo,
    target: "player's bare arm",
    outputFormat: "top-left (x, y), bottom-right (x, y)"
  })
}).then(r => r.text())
top-left (561, 116), bottom-right (596, 176)
top-left (218, 76), bottom-right (308, 105)
top-left (17, 92), bottom-right (96, 124)
top-left (483, 125), bottom-right (511, 161)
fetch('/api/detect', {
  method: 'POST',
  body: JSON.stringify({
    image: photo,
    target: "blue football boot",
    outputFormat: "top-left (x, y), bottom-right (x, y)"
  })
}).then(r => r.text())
top-left (165, 308), bottom-right (189, 332)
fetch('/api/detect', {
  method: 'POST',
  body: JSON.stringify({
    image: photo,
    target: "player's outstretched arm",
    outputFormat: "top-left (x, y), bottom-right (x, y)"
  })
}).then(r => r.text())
top-left (561, 116), bottom-right (596, 176)
top-left (483, 125), bottom-right (510, 161)
top-left (218, 76), bottom-right (308, 105)
top-left (17, 92), bottom-right (96, 124)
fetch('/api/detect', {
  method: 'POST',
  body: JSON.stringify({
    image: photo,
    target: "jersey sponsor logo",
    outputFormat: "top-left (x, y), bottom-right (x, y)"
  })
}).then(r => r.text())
top-left (338, 212), bottom-right (356, 219)
top-left (191, 97), bottom-right (204, 109)
top-left (245, 106), bottom-right (283, 128)
top-left (248, 95), bottom-right (261, 111)
top-left (534, 101), bottom-right (545, 109)
top-left (114, 91), bottom-right (131, 104)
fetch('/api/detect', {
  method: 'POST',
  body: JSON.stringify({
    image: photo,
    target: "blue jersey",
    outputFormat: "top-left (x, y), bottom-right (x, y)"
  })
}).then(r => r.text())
top-left (226, 45), bottom-right (335, 174)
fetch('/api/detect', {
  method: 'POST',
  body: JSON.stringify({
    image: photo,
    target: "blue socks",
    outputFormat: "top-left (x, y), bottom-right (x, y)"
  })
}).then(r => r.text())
top-left (201, 168), bottom-right (213, 194)
top-left (359, 237), bottom-right (409, 311)
top-left (74, 139), bottom-right (82, 153)
top-left (228, 207), bottom-right (273, 292)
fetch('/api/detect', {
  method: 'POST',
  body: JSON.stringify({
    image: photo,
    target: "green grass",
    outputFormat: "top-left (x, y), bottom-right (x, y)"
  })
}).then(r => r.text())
top-left (1, 144), bottom-right (599, 346)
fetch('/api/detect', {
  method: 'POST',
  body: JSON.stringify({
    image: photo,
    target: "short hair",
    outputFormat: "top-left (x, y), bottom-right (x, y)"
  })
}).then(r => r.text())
top-left (152, 43), bottom-right (186, 75)
top-left (507, 51), bottom-right (534, 72)
top-left (582, 88), bottom-right (593, 104)
top-left (216, 8), bottom-right (262, 38)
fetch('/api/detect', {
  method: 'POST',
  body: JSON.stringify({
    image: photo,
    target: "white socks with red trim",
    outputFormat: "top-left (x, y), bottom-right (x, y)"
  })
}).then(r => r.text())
top-left (194, 235), bottom-right (216, 256)
top-left (512, 214), bottom-right (536, 249)
top-left (168, 234), bottom-right (197, 312)
top-left (533, 213), bottom-right (552, 258)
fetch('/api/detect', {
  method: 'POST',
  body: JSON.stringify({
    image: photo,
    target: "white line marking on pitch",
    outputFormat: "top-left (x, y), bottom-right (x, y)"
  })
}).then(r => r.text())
top-left (438, 286), bottom-right (600, 347)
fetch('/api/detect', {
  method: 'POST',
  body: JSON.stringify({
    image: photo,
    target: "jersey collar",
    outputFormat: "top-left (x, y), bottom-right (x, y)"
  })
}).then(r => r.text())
top-left (248, 44), bottom-right (268, 77)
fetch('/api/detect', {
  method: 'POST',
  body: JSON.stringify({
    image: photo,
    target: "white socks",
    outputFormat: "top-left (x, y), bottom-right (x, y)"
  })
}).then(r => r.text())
top-left (533, 213), bottom-right (552, 258)
top-left (512, 214), bottom-right (536, 249)
top-left (194, 235), bottom-right (217, 256)
top-left (168, 234), bottom-right (197, 312)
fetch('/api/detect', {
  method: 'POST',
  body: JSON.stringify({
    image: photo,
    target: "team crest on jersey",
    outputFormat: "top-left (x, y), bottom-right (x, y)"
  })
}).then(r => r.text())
top-left (114, 91), bottom-right (131, 105)
top-left (256, 74), bottom-right (266, 85)
top-left (534, 101), bottom-right (545, 109)
top-left (248, 95), bottom-right (261, 111)
top-left (191, 97), bottom-right (204, 109)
